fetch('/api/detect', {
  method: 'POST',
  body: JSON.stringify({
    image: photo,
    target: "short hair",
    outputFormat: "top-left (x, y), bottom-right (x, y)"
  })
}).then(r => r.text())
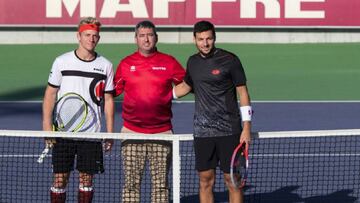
top-left (193, 20), bottom-right (216, 39)
top-left (135, 20), bottom-right (157, 37)
top-left (78, 17), bottom-right (101, 29)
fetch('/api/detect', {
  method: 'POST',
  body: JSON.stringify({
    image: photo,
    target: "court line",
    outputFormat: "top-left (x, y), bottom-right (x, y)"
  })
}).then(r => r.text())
top-left (0, 154), bottom-right (49, 158)
top-left (2, 153), bottom-right (360, 158)
top-left (252, 153), bottom-right (360, 157)
top-left (179, 153), bottom-right (360, 157)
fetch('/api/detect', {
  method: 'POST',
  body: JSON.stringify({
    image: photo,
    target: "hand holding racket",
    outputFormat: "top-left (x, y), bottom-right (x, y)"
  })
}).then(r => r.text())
top-left (37, 137), bottom-right (57, 164)
top-left (103, 139), bottom-right (114, 152)
top-left (37, 92), bottom-right (89, 164)
top-left (230, 142), bottom-right (249, 188)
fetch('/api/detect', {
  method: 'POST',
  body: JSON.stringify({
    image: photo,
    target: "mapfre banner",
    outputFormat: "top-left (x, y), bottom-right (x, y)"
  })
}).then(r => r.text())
top-left (0, 0), bottom-right (359, 27)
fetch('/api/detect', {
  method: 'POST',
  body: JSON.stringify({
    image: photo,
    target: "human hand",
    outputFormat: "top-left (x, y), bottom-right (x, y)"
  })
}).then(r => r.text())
top-left (45, 138), bottom-right (56, 148)
top-left (103, 139), bottom-right (114, 152)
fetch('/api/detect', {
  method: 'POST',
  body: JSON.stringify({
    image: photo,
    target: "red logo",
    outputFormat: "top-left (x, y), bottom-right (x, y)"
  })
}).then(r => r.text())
top-left (95, 81), bottom-right (105, 98)
top-left (211, 69), bottom-right (220, 75)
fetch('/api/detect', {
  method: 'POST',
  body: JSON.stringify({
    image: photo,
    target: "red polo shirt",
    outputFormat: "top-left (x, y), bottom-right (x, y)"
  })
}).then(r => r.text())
top-left (114, 51), bottom-right (185, 133)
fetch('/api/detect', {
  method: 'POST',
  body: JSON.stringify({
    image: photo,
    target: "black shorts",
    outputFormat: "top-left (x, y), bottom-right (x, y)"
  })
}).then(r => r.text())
top-left (194, 135), bottom-right (240, 173)
top-left (52, 138), bottom-right (104, 174)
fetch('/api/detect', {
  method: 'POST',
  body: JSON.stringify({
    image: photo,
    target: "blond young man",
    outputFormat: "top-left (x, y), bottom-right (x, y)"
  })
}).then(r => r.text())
top-left (42, 17), bottom-right (114, 203)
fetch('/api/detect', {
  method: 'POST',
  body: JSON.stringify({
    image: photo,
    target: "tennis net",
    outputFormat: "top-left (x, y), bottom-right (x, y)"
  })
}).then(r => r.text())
top-left (0, 129), bottom-right (360, 202)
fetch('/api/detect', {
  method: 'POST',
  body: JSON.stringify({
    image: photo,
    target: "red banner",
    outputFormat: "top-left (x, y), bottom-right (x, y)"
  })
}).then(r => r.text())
top-left (0, 0), bottom-right (359, 27)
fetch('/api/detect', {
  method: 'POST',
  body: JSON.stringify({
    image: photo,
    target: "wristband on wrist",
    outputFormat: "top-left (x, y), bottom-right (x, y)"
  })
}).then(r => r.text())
top-left (240, 106), bottom-right (253, 121)
top-left (172, 88), bottom-right (178, 99)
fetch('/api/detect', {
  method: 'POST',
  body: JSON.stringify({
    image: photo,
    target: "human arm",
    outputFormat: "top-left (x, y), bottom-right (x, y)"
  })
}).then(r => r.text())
top-left (104, 92), bottom-right (114, 133)
top-left (113, 62), bottom-right (124, 97)
top-left (42, 85), bottom-right (58, 146)
top-left (170, 56), bottom-right (187, 99)
top-left (237, 85), bottom-right (252, 151)
top-left (173, 81), bottom-right (192, 99)
top-left (104, 62), bottom-right (116, 151)
top-left (103, 92), bottom-right (114, 151)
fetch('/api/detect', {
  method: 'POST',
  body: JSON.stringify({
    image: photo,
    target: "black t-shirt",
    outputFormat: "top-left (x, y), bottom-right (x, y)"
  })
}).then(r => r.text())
top-left (184, 48), bottom-right (247, 137)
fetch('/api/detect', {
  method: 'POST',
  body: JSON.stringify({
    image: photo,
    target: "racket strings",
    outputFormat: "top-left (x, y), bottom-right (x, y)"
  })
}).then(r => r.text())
top-left (230, 144), bottom-right (248, 188)
top-left (78, 105), bottom-right (99, 132)
top-left (54, 96), bottom-right (87, 132)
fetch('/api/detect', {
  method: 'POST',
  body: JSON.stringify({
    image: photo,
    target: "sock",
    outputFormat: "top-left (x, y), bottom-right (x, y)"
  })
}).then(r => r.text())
top-left (50, 187), bottom-right (66, 203)
top-left (78, 186), bottom-right (94, 203)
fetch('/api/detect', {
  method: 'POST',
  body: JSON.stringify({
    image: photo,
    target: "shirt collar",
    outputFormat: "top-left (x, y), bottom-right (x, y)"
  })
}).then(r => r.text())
top-left (198, 47), bottom-right (218, 59)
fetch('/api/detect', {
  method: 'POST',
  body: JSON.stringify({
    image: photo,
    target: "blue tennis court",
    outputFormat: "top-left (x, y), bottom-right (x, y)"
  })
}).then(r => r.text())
top-left (1, 101), bottom-right (360, 202)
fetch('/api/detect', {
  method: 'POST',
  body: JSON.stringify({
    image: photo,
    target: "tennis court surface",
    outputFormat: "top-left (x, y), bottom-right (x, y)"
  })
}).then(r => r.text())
top-left (1, 102), bottom-right (360, 203)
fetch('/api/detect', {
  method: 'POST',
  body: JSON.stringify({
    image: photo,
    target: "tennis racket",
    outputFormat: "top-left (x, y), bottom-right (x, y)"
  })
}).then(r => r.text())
top-left (230, 142), bottom-right (249, 188)
top-left (52, 92), bottom-right (89, 132)
top-left (37, 92), bottom-right (89, 164)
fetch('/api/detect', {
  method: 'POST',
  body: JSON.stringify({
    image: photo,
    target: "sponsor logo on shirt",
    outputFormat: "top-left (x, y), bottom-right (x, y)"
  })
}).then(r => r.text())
top-left (152, 66), bottom-right (167, 71)
top-left (211, 69), bottom-right (220, 75)
top-left (130, 66), bottom-right (136, 72)
top-left (93, 67), bottom-right (104, 73)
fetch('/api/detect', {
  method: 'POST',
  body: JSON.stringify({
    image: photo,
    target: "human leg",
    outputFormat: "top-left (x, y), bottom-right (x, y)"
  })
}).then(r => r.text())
top-left (198, 169), bottom-right (215, 203)
top-left (121, 143), bottom-right (147, 203)
top-left (50, 173), bottom-right (70, 203)
top-left (148, 142), bottom-right (172, 203)
top-left (78, 172), bottom-right (94, 203)
top-left (77, 141), bottom-right (104, 203)
top-left (51, 139), bottom-right (75, 203)
top-left (194, 137), bottom-right (218, 203)
top-left (224, 173), bottom-right (243, 203)
top-left (216, 135), bottom-right (242, 203)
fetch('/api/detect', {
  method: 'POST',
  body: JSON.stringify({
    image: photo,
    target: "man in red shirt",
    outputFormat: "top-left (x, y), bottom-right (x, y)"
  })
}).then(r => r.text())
top-left (114, 20), bottom-right (185, 203)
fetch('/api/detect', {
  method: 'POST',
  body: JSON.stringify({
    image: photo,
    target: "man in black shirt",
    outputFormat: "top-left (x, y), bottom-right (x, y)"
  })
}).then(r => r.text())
top-left (174, 20), bottom-right (252, 203)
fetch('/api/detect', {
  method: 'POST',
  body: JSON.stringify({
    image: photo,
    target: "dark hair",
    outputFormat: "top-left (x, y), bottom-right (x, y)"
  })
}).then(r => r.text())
top-left (193, 20), bottom-right (216, 39)
top-left (135, 20), bottom-right (157, 37)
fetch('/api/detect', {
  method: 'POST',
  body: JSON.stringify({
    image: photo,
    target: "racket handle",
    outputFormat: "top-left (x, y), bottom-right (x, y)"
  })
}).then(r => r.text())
top-left (37, 147), bottom-right (50, 164)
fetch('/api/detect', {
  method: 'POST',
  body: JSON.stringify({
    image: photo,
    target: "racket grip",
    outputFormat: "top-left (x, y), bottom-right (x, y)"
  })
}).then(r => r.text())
top-left (37, 147), bottom-right (50, 164)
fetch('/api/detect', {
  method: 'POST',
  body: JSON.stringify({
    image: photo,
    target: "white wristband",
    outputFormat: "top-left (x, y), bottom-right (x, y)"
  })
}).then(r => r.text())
top-left (172, 87), bottom-right (178, 99)
top-left (240, 106), bottom-right (253, 121)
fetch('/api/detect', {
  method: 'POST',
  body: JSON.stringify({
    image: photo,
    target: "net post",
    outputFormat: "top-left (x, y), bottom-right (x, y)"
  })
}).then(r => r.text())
top-left (172, 137), bottom-right (181, 203)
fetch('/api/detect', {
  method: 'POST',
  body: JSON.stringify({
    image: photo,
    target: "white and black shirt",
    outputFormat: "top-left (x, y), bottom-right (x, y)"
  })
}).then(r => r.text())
top-left (48, 50), bottom-right (114, 132)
